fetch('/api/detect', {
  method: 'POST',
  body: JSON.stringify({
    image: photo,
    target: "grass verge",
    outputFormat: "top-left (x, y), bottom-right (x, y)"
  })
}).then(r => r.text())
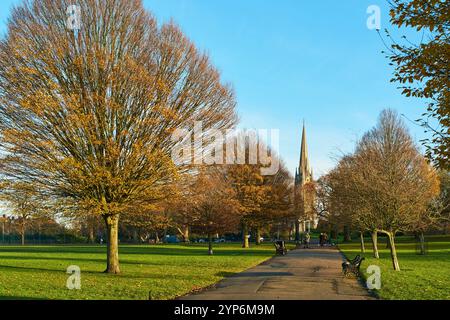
top-left (338, 235), bottom-right (450, 300)
top-left (0, 242), bottom-right (291, 300)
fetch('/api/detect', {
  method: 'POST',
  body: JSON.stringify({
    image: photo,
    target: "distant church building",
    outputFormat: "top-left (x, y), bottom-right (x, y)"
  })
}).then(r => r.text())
top-left (294, 123), bottom-right (318, 239)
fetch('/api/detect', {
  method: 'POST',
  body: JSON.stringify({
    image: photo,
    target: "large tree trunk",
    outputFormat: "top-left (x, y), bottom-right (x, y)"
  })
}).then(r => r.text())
top-left (386, 231), bottom-right (400, 271)
top-left (208, 233), bottom-right (213, 255)
top-left (104, 215), bottom-right (121, 274)
top-left (294, 220), bottom-right (300, 243)
top-left (255, 227), bottom-right (261, 245)
top-left (183, 225), bottom-right (190, 243)
top-left (360, 231), bottom-right (365, 253)
top-left (343, 226), bottom-right (351, 242)
top-left (419, 231), bottom-right (426, 255)
top-left (242, 222), bottom-right (249, 248)
top-left (371, 230), bottom-right (379, 259)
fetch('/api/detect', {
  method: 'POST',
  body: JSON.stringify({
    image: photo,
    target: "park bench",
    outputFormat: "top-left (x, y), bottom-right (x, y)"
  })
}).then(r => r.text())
top-left (342, 255), bottom-right (365, 277)
top-left (274, 240), bottom-right (287, 255)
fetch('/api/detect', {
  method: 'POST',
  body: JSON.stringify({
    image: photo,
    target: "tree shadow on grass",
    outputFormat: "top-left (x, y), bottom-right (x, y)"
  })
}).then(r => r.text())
top-left (0, 296), bottom-right (47, 300)
top-left (0, 246), bottom-right (106, 255)
top-left (0, 263), bottom-right (102, 275)
top-left (0, 254), bottom-right (269, 270)
top-left (0, 254), bottom-right (105, 264)
top-left (0, 245), bottom-right (273, 257)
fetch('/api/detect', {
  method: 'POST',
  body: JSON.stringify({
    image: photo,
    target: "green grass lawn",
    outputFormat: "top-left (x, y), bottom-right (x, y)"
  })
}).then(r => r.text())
top-left (339, 235), bottom-right (450, 300)
top-left (0, 242), bottom-right (291, 300)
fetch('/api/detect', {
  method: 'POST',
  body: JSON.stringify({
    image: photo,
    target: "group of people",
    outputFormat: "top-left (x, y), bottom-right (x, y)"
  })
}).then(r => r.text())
top-left (300, 232), bottom-right (330, 249)
top-left (319, 233), bottom-right (329, 247)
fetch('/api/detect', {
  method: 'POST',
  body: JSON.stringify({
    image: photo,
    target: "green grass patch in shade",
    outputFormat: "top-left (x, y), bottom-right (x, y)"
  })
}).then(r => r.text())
top-left (338, 235), bottom-right (450, 300)
top-left (0, 242), bottom-right (293, 300)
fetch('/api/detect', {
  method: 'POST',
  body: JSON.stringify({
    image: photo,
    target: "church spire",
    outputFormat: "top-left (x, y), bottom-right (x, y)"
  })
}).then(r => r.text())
top-left (297, 122), bottom-right (312, 186)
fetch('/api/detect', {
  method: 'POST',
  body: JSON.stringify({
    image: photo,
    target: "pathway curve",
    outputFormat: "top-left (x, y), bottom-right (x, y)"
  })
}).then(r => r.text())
top-left (181, 246), bottom-right (375, 300)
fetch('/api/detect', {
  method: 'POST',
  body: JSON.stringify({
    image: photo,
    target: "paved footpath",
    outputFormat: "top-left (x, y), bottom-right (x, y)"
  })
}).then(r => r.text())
top-left (181, 246), bottom-right (375, 300)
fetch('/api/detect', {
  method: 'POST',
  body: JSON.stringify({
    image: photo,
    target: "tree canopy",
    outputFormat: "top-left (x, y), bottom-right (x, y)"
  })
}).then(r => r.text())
top-left (0, 0), bottom-right (237, 273)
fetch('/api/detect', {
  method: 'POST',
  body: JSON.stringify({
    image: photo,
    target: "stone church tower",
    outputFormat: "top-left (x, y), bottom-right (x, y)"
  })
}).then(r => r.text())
top-left (294, 123), bottom-right (317, 240)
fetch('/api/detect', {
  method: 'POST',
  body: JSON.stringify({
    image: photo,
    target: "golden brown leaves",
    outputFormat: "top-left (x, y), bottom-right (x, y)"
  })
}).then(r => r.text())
top-left (0, 0), bottom-right (237, 220)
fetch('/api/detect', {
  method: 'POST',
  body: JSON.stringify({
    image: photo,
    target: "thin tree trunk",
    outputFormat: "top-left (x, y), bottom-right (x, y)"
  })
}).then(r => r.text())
top-left (104, 215), bottom-right (120, 274)
top-left (133, 229), bottom-right (138, 244)
top-left (162, 228), bottom-right (167, 243)
top-left (289, 223), bottom-right (294, 241)
top-left (255, 227), bottom-right (261, 245)
top-left (344, 226), bottom-right (351, 242)
top-left (21, 221), bottom-right (25, 246)
top-left (38, 223), bottom-right (41, 244)
top-left (242, 222), bottom-right (249, 248)
top-left (419, 231), bottom-right (426, 255)
top-left (386, 231), bottom-right (400, 271)
top-left (371, 230), bottom-right (379, 259)
top-left (88, 226), bottom-right (95, 244)
top-left (208, 233), bottom-right (213, 255)
top-left (360, 231), bottom-right (365, 253)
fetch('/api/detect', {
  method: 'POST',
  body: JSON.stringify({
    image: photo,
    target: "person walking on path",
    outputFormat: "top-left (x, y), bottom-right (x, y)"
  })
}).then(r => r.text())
top-left (304, 232), bottom-right (311, 249)
top-left (323, 233), bottom-right (329, 246)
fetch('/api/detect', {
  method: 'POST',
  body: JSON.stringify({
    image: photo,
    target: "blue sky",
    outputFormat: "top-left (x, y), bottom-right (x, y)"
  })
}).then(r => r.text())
top-left (0, 0), bottom-right (429, 177)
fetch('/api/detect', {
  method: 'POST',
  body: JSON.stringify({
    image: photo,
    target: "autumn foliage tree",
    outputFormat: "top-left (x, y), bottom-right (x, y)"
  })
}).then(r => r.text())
top-left (0, 182), bottom-right (47, 245)
top-left (321, 156), bottom-right (373, 254)
top-left (323, 110), bottom-right (440, 270)
top-left (0, 0), bottom-right (236, 273)
top-left (386, 0), bottom-right (450, 168)
top-left (244, 157), bottom-right (292, 246)
top-left (224, 135), bottom-right (286, 248)
top-left (164, 179), bottom-right (195, 243)
top-left (355, 109), bottom-right (439, 269)
top-left (434, 170), bottom-right (450, 233)
top-left (219, 134), bottom-right (266, 248)
top-left (257, 162), bottom-right (293, 244)
top-left (188, 167), bottom-right (240, 255)
top-left (357, 111), bottom-right (439, 269)
top-left (222, 164), bottom-right (264, 248)
top-left (122, 209), bottom-right (172, 244)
